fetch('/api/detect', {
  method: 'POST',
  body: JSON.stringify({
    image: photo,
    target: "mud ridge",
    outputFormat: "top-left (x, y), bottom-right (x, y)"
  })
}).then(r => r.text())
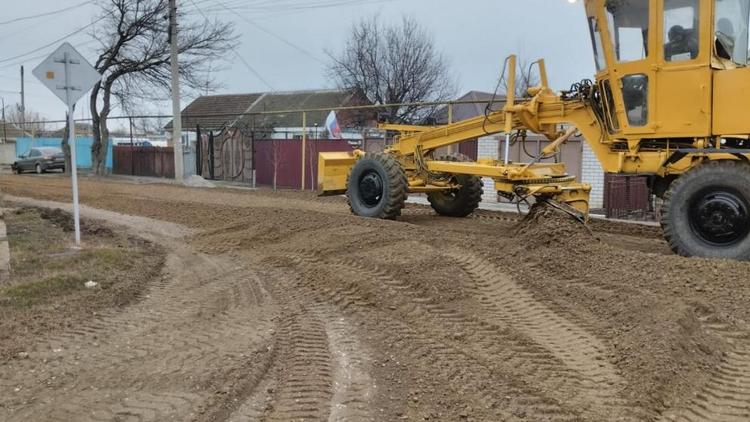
top-left (445, 249), bottom-right (647, 420)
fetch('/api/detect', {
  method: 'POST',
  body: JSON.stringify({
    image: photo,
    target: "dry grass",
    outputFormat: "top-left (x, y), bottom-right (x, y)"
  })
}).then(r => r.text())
top-left (0, 205), bottom-right (164, 359)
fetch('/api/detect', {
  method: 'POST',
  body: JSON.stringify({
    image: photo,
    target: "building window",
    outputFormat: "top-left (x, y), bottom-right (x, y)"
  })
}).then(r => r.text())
top-left (606, 0), bottom-right (650, 62)
top-left (664, 0), bottom-right (700, 62)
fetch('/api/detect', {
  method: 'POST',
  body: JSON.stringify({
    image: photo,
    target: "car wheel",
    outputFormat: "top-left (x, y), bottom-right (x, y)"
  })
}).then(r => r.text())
top-left (35, 163), bottom-right (43, 174)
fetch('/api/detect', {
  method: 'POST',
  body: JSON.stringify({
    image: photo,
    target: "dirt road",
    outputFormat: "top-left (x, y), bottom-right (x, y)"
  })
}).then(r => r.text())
top-left (2, 174), bottom-right (750, 421)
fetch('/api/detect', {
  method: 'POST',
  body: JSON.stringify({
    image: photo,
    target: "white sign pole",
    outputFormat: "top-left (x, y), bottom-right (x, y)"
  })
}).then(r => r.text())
top-left (33, 43), bottom-right (101, 248)
top-left (63, 52), bottom-right (81, 247)
top-left (68, 113), bottom-right (81, 246)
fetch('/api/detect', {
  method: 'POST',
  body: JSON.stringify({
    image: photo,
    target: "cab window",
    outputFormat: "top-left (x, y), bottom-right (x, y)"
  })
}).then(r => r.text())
top-left (588, 17), bottom-right (608, 71)
top-left (606, 0), bottom-right (650, 62)
top-left (714, 0), bottom-right (750, 65)
top-left (664, 0), bottom-right (700, 61)
top-left (622, 74), bottom-right (649, 126)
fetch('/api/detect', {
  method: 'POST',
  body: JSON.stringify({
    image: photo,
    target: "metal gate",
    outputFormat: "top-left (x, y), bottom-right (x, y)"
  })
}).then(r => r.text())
top-left (604, 174), bottom-right (652, 220)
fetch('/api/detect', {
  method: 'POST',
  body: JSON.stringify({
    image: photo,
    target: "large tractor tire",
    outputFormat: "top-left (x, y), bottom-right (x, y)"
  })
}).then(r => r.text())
top-left (347, 153), bottom-right (408, 220)
top-left (661, 160), bottom-right (750, 260)
top-left (427, 153), bottom-right (484, 218)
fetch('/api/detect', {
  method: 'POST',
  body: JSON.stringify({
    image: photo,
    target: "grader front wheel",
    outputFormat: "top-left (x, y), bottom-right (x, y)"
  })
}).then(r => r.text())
top-left (662, 161), bottom-right (750, 261)
top-left (427, 153), bottom-right (484, 218)
top-left (347, 153), bottom-right (408, 220)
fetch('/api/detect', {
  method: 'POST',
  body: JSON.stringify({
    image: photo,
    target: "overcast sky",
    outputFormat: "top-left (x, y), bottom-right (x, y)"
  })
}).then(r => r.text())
top-left (0, 0), bottom-right (595, 126)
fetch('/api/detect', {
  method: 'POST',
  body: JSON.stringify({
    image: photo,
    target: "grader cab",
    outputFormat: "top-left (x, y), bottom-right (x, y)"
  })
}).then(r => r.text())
top-left (319, 0), bottom-right (750, 261)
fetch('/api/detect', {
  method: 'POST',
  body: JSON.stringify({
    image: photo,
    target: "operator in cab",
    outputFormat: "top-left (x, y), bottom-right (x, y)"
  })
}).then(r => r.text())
top-left (665, 25), bottom-right (699, 61)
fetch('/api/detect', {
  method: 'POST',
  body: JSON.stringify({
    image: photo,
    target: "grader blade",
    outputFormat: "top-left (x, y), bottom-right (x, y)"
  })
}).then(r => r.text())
top-left (317, 151), bottom-right (358, 195)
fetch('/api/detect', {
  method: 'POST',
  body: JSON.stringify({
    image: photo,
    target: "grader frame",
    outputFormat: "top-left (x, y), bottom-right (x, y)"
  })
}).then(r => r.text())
top-left (318, 0), bottom-right (750, 260)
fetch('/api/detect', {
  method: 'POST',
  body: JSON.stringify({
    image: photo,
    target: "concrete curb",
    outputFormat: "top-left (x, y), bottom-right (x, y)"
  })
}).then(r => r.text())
top-left (0, 210), bottom-right (10, 281)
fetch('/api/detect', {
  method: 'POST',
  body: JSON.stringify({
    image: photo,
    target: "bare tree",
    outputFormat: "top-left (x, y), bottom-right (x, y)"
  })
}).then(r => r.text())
top-left (5, 106), bottom-right (47, 137)
top-left (268, 139), bottom-right (282, 192)
top-left (326, 16), bottom-right (456, 124)
top-left (61, 109), bottom-right (73, 173)
top-left (88, 0), bottom-right (236, 175)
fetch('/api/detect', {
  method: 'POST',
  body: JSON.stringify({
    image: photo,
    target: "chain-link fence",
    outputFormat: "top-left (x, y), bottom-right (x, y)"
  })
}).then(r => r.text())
top-left (5, 99), bottom-right (619, 213)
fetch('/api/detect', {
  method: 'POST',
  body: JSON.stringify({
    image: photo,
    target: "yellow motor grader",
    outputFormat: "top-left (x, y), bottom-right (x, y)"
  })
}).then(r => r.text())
top-left (319, 0), bottom-right (750, 261)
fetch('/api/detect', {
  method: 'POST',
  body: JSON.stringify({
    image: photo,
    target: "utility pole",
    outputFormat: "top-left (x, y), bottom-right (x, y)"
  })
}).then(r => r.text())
top-left (20, 66), bottom-right (25, 136)
top-left (1, 97), bottom-right (7, 144)
top-left (169, 0), bottom-right (184, 183)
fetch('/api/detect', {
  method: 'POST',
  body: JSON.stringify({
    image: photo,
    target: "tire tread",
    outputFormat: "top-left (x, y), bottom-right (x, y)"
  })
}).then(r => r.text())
top-left (427, 153), bottom-right (484, 218)
top-left (661, 160), bottom-right (750, 260)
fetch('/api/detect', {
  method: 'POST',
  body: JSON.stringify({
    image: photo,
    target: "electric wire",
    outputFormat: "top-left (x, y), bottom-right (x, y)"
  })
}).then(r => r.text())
top-left (186, 0), bottom-right (275, 90)
top-left (0, 1), bottom-right (94, 26)
top-left (0, 18), bottom-right (104, 65)
top-left (209, 0), bottom-right (327, 65)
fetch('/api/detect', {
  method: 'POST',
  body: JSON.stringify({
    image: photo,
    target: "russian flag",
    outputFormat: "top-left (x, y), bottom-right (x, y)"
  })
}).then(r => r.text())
top-left (325, 110), bottom-right (342, 139)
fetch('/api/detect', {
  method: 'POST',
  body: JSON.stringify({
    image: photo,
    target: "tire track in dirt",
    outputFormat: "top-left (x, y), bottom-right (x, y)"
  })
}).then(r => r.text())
top-left (325, 315), bottom-right (375, 421)
top-left (660, 321), bottom-right (750, 422)
top-left (227, 261), bottom-right (375, 422)
top-left (262, 310), bottom-right (335, 421)
top-left (276, 251), bottom-right (586, 421)
top-left (0, 243), bottom-right (279, 421)
top-left (445, 249), bottom-right (645, 420)
top-left (327, 255), bottom-right (600, 385)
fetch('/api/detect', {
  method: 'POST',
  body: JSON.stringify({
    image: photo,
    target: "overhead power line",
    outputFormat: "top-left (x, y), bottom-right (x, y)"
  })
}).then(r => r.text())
top-left (0, 18), bottom-right (103, 65)
top-left (210, 0), bottom-right (327, 66)
top-left (187, 0), bottom-right (275, 91)
top-left (0, 1), bottom-right (94, 26)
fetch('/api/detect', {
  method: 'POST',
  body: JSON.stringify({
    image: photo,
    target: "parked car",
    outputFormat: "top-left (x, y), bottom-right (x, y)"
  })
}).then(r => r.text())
top-left (12, 147), bottom-right (65, 174)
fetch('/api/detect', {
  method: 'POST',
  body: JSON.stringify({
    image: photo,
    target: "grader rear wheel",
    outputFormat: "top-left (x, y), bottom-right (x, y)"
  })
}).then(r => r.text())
top-left (347, 153), bottom-right (408, 220)
top-left (662, 160), bottom-right (750, 260)
top-left (427, 153), bottom-right (484, 218)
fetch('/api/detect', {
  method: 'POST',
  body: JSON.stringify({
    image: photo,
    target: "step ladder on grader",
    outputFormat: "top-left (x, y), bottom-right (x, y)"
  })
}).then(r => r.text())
top-left (318, 0), bottom-right (750, 261)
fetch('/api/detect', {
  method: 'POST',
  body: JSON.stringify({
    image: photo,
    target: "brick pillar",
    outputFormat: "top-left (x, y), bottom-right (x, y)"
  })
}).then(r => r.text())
top-left (477, 135), bottom-right (500, 203)
top-left (581, 142), bottom-right (605, 209)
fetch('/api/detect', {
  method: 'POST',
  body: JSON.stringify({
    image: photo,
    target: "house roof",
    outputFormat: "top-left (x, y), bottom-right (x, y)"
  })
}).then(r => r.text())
top-left (432, 91), bottom-right (507, 124)
top-left (237, 90), bottom-right (362, 129)
top-left (167, 89), bottom-right (369, 132)
top-left (166, 93), bottom-right (265, 131)
top-left (44, 123), bottom-right (94, 138)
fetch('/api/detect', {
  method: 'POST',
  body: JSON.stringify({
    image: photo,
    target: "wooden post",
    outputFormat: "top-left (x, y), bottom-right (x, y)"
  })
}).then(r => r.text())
top-left (448, 103), bottom-right (455, 154)
top-left (301, 111), bottom-right (307, 190)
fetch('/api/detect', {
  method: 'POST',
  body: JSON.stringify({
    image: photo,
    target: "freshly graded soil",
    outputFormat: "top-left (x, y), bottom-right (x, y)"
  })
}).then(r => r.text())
top-left (1, 174), bottom-right (749, 421)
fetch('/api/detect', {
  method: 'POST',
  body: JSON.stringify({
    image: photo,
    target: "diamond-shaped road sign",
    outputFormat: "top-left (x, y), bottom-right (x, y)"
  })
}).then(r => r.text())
top-left (32, 42), bottom-right (101, 107)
